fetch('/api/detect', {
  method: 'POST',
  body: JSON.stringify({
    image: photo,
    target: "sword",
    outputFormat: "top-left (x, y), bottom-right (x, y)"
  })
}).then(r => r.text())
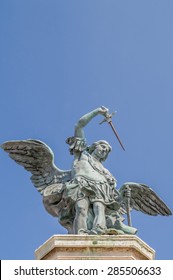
top-left (125, 185), bottom-right (132, 227)
top-left (99, 111), bottom-right (125, 151)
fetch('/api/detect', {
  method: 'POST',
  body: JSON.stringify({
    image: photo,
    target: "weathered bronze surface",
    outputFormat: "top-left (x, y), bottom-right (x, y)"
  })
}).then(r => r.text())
top-left (1, 107), bottom-right (172, 235)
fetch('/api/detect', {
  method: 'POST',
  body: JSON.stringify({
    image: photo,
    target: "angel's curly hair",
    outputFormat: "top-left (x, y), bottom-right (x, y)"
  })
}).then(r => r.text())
top-left (86, 140), bottom-right (112, 161)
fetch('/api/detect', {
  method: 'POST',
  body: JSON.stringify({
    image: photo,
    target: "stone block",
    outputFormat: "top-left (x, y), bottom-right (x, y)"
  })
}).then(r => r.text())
top-left (35, 235), bottom-right (155, 260)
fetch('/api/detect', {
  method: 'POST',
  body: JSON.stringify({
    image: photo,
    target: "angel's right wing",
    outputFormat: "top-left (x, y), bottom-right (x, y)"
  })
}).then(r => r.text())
top-left (1, 139), bottom-right (71, 194)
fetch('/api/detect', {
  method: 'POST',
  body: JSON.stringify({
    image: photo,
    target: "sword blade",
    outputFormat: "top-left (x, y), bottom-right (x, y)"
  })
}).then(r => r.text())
top-left (108, 121), bottom-right (125, 151)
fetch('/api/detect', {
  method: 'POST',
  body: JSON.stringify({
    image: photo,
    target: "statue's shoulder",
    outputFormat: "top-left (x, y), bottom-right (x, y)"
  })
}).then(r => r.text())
top-left (66, 136), bottom-right (87, 155)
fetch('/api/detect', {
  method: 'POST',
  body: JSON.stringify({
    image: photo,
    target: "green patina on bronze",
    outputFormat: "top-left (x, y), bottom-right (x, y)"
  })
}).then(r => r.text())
top-left (1, 107), bottom-right (172, 235)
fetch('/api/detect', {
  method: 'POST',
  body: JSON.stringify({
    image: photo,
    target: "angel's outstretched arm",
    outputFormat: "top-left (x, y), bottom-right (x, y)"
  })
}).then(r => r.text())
top-left (74, 106), bottom-right (109, 138)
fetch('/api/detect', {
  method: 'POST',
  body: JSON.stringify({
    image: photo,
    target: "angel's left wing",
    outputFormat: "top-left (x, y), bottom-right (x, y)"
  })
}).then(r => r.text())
top-left (119, 182), bottom-right (172, 216)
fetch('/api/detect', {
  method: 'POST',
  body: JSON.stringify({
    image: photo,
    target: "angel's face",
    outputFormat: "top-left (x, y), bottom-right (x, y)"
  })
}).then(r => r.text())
top-left (92, 143), bottom-right (110, 161)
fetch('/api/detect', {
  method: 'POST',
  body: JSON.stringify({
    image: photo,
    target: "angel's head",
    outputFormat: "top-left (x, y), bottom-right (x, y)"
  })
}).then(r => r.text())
top-left (86, 140), bottom-right (112, 162)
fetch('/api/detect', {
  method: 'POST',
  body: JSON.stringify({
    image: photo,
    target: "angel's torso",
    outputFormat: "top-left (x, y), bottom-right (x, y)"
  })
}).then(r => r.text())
top-left (71, 151), bottom-right (116, 185)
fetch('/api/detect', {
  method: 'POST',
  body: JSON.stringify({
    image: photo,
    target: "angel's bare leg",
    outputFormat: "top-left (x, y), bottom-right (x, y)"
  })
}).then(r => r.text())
top-left (73, 198), bottom-right (89, 234)
top-left (91, 201), bottom-right (106, 234)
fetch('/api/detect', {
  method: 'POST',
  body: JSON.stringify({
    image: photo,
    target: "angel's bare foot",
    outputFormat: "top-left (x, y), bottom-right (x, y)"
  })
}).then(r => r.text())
top-left (114, 220), bottom-right (137, 235)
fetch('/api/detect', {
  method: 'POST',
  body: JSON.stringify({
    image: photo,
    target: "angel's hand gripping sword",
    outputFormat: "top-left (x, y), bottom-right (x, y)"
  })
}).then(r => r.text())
top-left (99, 110), bottom-right (125, 151)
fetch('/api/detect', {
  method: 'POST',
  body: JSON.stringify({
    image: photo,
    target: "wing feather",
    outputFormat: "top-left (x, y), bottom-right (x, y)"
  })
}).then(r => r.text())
top-left (119, 182), bottom-right (172, 216)
top-left (1, 139), bottom-right (71, 194)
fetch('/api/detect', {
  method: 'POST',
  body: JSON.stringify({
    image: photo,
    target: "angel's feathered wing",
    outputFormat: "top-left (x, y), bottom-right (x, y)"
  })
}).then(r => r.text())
top-left (119, 182), bottom-right (172, 216)
top-left (1, 139), bottom-right (71, 194)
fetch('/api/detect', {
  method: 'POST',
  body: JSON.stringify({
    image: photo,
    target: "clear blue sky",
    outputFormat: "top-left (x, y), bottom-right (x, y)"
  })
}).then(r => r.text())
top-left (0, 0), bottom-right (173, 260)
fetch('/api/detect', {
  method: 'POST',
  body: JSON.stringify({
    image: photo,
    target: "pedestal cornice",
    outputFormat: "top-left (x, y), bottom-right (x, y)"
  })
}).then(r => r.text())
top-left (35, 235), bottom-right (155, 260)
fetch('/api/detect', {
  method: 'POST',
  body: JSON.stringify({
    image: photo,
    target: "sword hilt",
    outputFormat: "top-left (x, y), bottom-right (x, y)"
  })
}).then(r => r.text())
top-left (99, 111), bottom-right (116, 125)
top-left (99, 110), bottom-right (125, 151)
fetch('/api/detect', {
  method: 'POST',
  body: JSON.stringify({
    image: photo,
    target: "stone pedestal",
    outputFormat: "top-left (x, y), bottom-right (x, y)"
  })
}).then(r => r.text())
top-left (35, 235), bottom-right (155, 260)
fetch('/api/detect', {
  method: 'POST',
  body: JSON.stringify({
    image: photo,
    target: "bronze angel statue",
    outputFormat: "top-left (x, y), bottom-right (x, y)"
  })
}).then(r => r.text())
top-left (1, 107), bottom-right (172, 235)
